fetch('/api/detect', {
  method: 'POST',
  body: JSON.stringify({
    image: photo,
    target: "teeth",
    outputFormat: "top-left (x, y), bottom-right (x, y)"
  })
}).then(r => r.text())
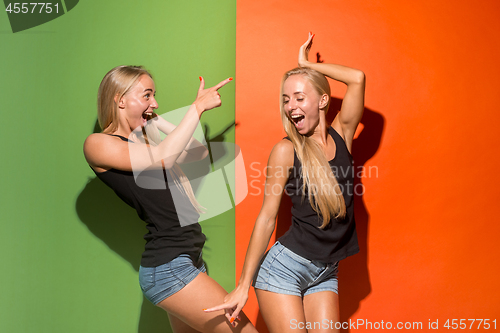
top-left (291, 114), bottom-right (303, 119)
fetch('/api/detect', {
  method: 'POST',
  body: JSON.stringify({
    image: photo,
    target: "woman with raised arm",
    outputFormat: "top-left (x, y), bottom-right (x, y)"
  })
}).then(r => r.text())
top-left (83, 66), bottom-right (257, 333)
top-left (206, 33), bottom-right (365, 333)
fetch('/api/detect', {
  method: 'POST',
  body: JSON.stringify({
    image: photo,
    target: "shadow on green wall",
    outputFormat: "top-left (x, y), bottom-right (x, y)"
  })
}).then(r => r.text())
top-left (76, 169), bottom-right (173, 332)
top-left (75, 119), bottom-right (235, 332)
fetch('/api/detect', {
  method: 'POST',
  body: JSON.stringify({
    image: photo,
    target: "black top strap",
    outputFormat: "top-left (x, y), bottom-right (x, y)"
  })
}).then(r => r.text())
top-left (107, 134), bottom-right (133, 143)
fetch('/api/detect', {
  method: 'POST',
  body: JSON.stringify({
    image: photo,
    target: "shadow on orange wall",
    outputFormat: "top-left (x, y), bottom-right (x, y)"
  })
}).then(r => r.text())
top-left (252, 102), bottom-right (385, 332)
top-left (236, 0), bottom-right (500, 330)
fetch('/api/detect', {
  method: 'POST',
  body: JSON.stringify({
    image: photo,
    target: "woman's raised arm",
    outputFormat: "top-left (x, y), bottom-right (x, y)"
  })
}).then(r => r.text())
top-left (150, 109), bottom-right (209, 164)
top-left (84, 77), bottom-right (231, 172)
top-left (299, 33), bottom-right (365, 151)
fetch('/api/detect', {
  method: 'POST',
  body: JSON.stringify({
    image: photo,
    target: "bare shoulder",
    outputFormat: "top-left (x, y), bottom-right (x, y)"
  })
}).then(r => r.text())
top-left (84, 132), bottom-right (106, 145)
top-left (272, 138), bottom-right (294, 154)
top-left (268, 139), bottom-right (294, 169)
top-left (83, 133), bottom-right (113, 157)
top-left (83, 133), bottom-right (130, 170)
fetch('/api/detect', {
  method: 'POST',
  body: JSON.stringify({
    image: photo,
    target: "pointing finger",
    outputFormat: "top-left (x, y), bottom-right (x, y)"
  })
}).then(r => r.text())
top-left (213, 77), bottom-right (233, 91)
top-left (203, 303), bottom-right (232, 312)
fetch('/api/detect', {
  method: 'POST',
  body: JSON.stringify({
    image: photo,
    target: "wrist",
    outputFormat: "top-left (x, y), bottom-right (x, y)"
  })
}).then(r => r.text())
top-left (192, 102), bottom-right (204, 117)
top-left (237, 279), bottom-right (252, 291)
top-left (299, 60), bottom-right (313, 68)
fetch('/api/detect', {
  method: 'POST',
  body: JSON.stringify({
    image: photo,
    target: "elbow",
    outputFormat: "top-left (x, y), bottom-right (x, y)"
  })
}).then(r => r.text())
top-left (265, 216), bottom-right (277, 230)
top-left (353, 70), bottom-right (365, 85)
top-left (201, 148), bottom-right (209, 160)
top-left (187, 145), bottom-right (209, 161)
top-left (257, 214), bottom-right (277, 233)
top-left (200, 146), bottom-right (208, 160)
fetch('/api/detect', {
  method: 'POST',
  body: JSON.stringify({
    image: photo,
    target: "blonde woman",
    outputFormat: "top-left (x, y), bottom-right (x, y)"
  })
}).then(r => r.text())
top-left (84, 66), bottom-right (257, 333)
top-left (206, 33), bottom-right (365, 333)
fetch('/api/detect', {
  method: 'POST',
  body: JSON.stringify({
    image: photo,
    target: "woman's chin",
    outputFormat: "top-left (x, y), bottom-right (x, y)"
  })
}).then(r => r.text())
top-left (294, 123), bottom-right (305, 133)
top-left (296, 125), bottom-right (309, 135)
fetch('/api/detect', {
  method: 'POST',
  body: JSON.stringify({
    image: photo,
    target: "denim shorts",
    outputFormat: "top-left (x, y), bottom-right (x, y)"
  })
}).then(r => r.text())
top-left (139, 254), bottom-right (206, 305)
top-left (253, 241), bottom-right (338, 297)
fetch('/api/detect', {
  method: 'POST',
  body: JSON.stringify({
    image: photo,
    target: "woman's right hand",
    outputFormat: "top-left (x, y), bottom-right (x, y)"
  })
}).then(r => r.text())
top-left (298, 32), bottom-right (314, 68)
top-left (193, 76), bottom-right (232, 116)
top-left (203, 284), bottom-right (249, 327)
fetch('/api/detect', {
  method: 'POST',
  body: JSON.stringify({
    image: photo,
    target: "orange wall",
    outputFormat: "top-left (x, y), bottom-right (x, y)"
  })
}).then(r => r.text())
top-left (235, 0), bottom-right (500, 331)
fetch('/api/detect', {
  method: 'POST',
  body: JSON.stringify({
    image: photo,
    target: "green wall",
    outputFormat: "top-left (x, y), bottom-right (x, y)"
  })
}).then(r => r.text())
top-left (0, 1), bottom-right (236, 332)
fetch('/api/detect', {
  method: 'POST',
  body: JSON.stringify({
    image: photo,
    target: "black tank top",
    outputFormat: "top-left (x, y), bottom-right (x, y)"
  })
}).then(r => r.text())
top-left (279, 127), bottom-right (359, 263)
top-left (92, 134), bottom-right (206, 267)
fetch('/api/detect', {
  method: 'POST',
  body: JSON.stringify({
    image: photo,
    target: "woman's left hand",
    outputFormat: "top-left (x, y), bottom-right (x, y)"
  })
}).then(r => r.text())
top-left (298, 32), bottom-right (314, 67)
top-left (203, 285), bottom-right (248, 327)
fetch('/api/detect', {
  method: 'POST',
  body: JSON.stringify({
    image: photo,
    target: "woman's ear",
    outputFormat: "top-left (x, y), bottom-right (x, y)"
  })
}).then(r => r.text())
top-left (114, 94), bottom-right (126, 109)
top-left (319, 93), bottom-right (329, 110)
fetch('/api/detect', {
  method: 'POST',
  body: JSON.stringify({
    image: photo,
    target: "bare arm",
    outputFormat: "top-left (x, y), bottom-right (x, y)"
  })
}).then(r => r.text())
top-left (152, 113), bottom-right (209, 164)
top-left (84, 77), bottom-right (231, 171)
top-left (204, 139), bottom-right (294, 325)
top-left (299, 33), bottom-right (365, 152)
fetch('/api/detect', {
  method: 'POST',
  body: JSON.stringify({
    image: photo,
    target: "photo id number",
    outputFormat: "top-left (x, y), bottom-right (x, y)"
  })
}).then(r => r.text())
top-left (6, 3), bottom-right (59, 14)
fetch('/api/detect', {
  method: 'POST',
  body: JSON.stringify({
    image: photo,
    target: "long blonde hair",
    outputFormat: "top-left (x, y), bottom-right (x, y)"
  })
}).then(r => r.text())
top-left (280, 67), bottom-right (346, 228)
top-left (97, 66), bottom-right (151, 134)
top-left (98, 65), bottom-right (205, 214)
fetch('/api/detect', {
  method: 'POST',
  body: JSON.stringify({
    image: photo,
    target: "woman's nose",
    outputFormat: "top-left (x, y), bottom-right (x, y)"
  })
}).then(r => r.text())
top-left (150, 97), bottom-right (159, 109)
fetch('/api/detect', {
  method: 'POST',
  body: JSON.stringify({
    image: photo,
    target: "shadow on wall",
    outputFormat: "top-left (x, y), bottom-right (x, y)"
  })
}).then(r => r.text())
top-left (76, 170), bottom-right (173, 332)
top-left (254, 99), bottom-right (385, 333)
top-left (75, 120), bottom-right (235, 333)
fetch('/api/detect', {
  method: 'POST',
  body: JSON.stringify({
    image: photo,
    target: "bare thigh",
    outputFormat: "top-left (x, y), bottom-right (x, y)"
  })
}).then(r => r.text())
top-left (168, 313), bottom-right (202, 333)
top-left (157, 272), bottom-right (257, 333)
top-left (303, 291), bottom-right (340, 333)
top-left (255, 289), bottom-right (306, 333)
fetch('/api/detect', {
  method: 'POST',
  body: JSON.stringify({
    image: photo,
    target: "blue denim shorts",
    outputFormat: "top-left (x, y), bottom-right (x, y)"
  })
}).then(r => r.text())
top-left (139, 254), bottom-right (206, 305)
top-left (253, 241), bottom-right (338, 297)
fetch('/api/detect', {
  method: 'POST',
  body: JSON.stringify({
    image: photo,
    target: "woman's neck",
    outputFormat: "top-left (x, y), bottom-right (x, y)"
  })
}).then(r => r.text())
top-left (112, 118), bottom-right (133, 138)
top-left (308, 112), bottom-right (329, 146)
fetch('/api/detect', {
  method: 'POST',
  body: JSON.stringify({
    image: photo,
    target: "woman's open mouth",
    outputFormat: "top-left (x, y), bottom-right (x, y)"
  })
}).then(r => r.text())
top-left (142, 111), bottom-right (155, 125)
top-left (291, 113), bottom-right (305, 129)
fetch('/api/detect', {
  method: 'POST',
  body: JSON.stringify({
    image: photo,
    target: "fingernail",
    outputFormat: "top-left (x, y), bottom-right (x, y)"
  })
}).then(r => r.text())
top-left (199, 76), bottom-right (202, 81)
top-left (312, 34), bottom-right (315, 38)
top-left (229, 77), bottom-right (233, 81)
top-left (202, 309), bottom-right (207, 311)
top-left (230, 318), bottom-right (234, 323)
